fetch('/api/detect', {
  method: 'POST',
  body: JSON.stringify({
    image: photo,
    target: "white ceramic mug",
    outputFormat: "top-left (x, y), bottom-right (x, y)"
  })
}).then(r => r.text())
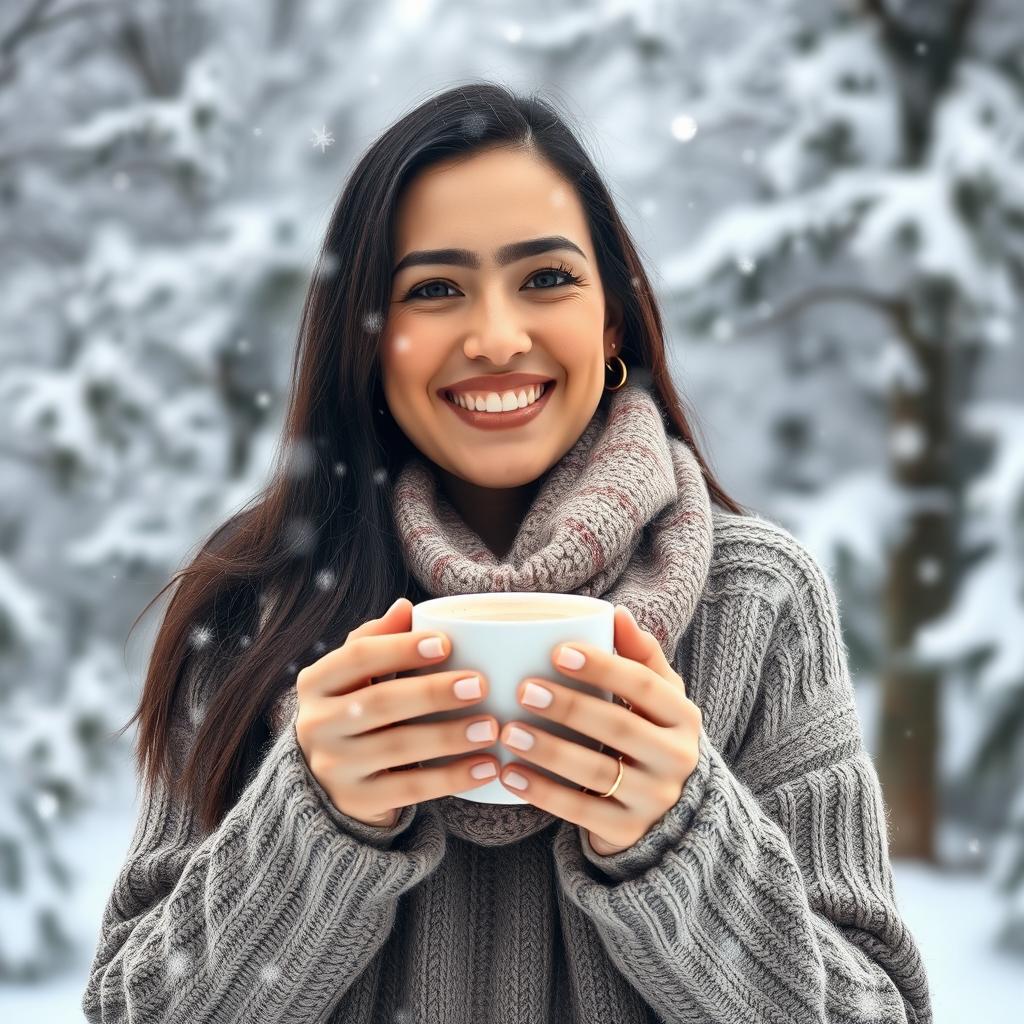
top-left (407, 592), bottom-right (615, 804)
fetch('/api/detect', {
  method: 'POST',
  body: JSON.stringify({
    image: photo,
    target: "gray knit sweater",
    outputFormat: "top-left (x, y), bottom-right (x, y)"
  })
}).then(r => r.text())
top-left (82, 383), bottom-right (932, 1023)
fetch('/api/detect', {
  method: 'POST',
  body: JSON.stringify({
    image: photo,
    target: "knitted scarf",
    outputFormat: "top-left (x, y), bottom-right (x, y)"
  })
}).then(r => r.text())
top-left (390, 380), bottom-right (715, 847)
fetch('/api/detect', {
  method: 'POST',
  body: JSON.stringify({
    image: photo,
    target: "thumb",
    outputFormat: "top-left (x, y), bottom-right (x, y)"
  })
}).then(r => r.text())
top-left (614, 603), bottom-right (663, 667)
top-left (350, 596), bottom-right (410, 639)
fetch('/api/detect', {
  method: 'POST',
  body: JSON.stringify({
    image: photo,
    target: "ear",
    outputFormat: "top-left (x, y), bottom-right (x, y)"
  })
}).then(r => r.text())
top-left (604, 292), bottom-right (625, 359)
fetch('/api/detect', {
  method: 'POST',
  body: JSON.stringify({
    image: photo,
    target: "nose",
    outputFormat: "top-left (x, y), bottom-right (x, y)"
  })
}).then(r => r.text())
top-left (463, 306), bottom-right (532, 366)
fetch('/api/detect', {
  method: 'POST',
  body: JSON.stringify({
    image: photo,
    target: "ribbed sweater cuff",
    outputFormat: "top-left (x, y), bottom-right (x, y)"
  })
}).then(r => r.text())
top-left (286, 711), bottom-right (419, 847)
top-left (578, 726), bottom-right (712, 881)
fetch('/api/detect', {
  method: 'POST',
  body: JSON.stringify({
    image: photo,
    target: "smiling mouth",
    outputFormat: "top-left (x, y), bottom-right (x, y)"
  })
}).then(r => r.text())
top-left (442, 381), bottom-right (552, 413)
top-left (439, 380), bottom-right (557, 430)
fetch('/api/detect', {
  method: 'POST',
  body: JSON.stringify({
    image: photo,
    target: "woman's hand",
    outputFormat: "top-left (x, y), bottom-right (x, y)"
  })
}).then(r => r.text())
top-left (498, 604), bottom-right (702, 856)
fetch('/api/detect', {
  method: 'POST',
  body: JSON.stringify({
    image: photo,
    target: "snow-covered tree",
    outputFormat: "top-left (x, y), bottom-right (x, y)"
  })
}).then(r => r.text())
top-left (662, 0), bottom-right (1024, 949)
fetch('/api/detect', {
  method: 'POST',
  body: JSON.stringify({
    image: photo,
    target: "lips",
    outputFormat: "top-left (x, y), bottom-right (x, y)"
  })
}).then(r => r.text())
top-left (441, 379), bottom-right (556, 431)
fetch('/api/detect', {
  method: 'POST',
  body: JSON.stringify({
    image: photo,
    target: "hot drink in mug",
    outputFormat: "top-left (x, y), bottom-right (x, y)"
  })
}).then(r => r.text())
top-left (403, 592), bottom-right (615, 804)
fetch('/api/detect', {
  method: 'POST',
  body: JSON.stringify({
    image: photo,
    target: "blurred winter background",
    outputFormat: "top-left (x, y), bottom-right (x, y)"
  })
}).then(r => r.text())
top-left (0, 0), bottom-right (1022, 1018)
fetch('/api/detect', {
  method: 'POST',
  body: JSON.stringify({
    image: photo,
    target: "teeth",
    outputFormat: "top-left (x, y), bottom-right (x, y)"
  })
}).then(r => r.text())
top-left (446, 383), bottom-right (546, 412)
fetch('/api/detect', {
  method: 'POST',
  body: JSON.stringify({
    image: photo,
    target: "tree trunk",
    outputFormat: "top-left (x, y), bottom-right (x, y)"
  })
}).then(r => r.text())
top-left (877, 281), bottom-right (961, 860)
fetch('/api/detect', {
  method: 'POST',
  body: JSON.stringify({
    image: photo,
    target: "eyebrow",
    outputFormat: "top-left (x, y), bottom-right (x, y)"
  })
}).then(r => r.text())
top-left (392, 235), bottom-right (587, 277)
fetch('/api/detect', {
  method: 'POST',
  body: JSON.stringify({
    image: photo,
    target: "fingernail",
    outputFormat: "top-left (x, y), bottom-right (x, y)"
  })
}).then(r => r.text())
top-left (556, 645), bottom-right (586, 670)
top-left (471, 762), bottom-right (497, 780)
top-left (454, 675), bottom-right (482, 700)
top-left (504, 725), bottom-right (534, 751)
top-left (521, 682), bottom-right (552, 709)
top-left (504, 771), bottom-right (529, 791)
top-left (418, 635), bottom-right (445, 658)
top-left (466, 720), bottom-right (496, 742)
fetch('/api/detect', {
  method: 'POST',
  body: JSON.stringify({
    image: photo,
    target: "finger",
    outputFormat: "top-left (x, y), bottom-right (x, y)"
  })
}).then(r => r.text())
top-left (515, 676), bottom-right (682, 772)
top-left (336, 667), bottom-right (492, 737)
top-left (301, 624), bottom-right (454, 699)
top-left (498, 719), bottom-right (638, 801)
top-left (346, 597), bottom-right (411, 640)
top-left (549, 644), bottom-right (686, 732)
top-left (612, 605), bottom-right (682, 692)
top-left (352, 705), bottom-right (500, 774)
top-left (361, 754), bottom-right (502, 814)
top-left (499, 758), bottom-right (623, 840)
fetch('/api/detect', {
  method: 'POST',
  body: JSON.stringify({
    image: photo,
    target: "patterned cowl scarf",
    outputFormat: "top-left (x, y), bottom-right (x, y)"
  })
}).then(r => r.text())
top-left (391, 380), bottom-right (715, 846)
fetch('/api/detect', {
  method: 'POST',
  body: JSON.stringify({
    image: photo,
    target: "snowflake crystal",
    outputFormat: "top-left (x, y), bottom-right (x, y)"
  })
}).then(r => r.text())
top-left (311, 124), bottom-right (335, 154)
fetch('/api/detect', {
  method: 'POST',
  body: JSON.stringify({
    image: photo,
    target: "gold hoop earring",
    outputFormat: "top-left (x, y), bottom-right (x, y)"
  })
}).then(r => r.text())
top-left (604, 353), bottom-right (628, 392)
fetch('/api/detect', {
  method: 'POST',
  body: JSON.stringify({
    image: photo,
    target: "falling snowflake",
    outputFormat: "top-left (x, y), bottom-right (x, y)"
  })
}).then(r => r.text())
top-left (260, 963), bottom-right (282, 984)
top-left (373, 467), bottom-right (389, 486)
top-left (311, 124), bottom-right (335, 153)
top-left (394, 1007), bottom-right (415, 1024)
top-left (167, 950), bottom-right (191, 977)
top-left (460, 111), bottom-right (487, 139)
top-left (235, 337), bottom-right (252, 355)
top-left (284, 437), bottom-right (316, 479)
top-left (854, 989), bottom-right (884, 1017)
top-left (719, 934), bottom-right (743, 963)
top-left (711, 316), bottom-right (735, 342)
top-left (35, 790), bottom-right (60, 821)
top-left (239, 634), bottom-right (252, 649)
top-left (315, 251), bottom-right (340, 280)
top-left (362, 310), bottom-right (384, 335)
top-left (190, 624), bottom-right (214, 649)
top-left (347, 699), bottom-right (365, 719)
top-left (252, 126), bottom-right (263, 137)
top-left (283, 516), bottom-right (317, 557)
top-left (501, 21), bottom-right (523, 43)
top-left (736, 255), bottom-right (757, 275)
top-left (254, 390), bottom-right (272, 409)
top-left (314, 568), bottom-right (337, 592)
top-left (917, 557), bottom-right (942, 585)
top-left (313, 639), bottom-right (328, 655)
top-left (671, 113), bottom-right (698, 142)
top-left (890, 422), bottom-right (927, 462)
top-left (333, 461), bottom-right (348, 478)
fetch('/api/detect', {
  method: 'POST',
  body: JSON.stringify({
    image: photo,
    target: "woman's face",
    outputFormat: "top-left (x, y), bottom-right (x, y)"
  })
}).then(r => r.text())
top-left (381, 145), bottom-right (624, 490)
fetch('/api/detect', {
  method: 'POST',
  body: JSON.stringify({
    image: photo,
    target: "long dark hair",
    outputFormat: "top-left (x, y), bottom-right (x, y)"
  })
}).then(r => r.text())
top-left (116, 81), bottom-right (749, 834)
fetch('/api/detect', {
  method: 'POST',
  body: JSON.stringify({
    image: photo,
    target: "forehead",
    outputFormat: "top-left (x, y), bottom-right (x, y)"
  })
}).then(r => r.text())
top-left (392, 147), bottom-right (591, 259)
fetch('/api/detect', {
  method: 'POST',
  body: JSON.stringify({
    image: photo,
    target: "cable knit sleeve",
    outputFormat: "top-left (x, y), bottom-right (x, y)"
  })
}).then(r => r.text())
top-left (81, 650), bottom-right (446, 1024)
top-left (551, 534), bottom-right (933, 1024)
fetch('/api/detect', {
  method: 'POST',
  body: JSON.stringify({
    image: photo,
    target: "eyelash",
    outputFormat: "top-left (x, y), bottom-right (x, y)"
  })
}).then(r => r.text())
top-left (403, 262), bottom-right (584, 301)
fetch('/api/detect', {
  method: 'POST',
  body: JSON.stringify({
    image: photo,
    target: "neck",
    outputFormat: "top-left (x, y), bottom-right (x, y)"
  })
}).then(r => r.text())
top-left (436, 466), bottom-right (546, 560)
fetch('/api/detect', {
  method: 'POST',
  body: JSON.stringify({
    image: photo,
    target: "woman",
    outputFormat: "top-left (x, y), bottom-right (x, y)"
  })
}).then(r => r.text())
top-left (82, 83), bottom-right (933, 1023)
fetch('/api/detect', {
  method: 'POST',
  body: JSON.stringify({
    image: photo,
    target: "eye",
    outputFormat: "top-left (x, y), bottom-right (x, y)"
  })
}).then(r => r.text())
top-left (522, 262), bottom-right (585, 291)
top-left (402, 262), bottom-right (584, 301)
